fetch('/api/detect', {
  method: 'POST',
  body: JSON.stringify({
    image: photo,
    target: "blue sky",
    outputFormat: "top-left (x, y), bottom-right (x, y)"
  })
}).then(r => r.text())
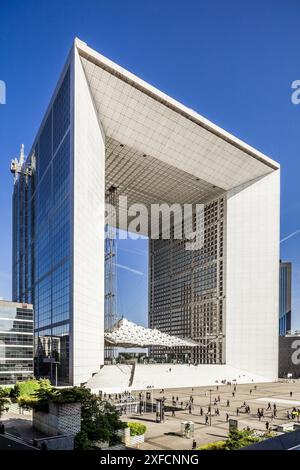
top-left (0, 0), bottom-right (300, 328)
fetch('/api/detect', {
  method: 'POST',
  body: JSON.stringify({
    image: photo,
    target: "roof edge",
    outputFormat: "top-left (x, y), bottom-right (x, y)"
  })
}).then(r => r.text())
top-left (74, 38), bottom-right (280, 171)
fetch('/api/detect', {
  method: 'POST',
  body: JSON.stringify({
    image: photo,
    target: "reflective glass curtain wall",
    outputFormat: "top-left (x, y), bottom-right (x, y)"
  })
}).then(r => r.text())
top-left (12, 68), bottom-right (71, 385)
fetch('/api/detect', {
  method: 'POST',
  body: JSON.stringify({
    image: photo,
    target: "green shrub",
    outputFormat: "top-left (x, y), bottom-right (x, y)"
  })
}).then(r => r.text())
top-left (224, 429), bottom-right (261, 450)
top-left (198, 440), bottom-right (226, 450)
top-left (17, 394), bottom-right (38, 409)
top-left (0, 387), bottom-right (11, 398)
top-left (74, 431), bottom-right (93, 450)
top-left (126, 422), bottom-right (147, 436)
top-left (12, 379), bottom-right (51, 399)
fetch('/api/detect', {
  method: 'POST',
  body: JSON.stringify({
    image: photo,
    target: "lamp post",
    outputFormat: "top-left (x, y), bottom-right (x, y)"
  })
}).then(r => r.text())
top-left (208, 388), bottom-right (213, 426)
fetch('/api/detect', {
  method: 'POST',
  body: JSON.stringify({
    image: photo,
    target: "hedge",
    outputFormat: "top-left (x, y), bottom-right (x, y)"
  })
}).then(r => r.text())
top-left (126, 422), bottom-right (147, 436)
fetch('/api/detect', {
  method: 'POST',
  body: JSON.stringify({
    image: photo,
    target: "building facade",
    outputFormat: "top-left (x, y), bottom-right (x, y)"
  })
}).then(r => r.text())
top-left (149, 196), bottom-right (225, 364)
top-left (278, 335), bottom-right (300, 378)
top-left (12, 38), bottom-right (280, 385)
top-left (279, 261), bottom-right (292, 336)
top-left (0, 300), bottom-right (34, 385)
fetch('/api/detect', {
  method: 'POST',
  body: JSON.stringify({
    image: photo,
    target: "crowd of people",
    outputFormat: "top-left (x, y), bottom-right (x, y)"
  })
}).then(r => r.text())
top-left (102, 384), bottom-right (300, 430)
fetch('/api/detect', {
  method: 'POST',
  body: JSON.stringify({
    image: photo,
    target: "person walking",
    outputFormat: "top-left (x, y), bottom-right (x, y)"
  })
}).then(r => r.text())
top-left (192, 439), bottom-right (197, 450)
top-left (290, 391), bottom-right (293, 398)
top-left (265, 421), bottom-right (269, 431)
top-left (267, 402), bottom-right (271, 410)
top-left (188, 404), bottom-right (192, 414)
top-left (200, 407), bottom-right (203, 416)
top-left (205, 414), bottom-right (209, 425)
top-left (236, 408), bottom-right (239, 416)
top-left (232, 391), bottom-right (235, 398)
top-left (227, 399), bottom-right (230, 407)
top-left (226, 413), bottom-right (229, 422)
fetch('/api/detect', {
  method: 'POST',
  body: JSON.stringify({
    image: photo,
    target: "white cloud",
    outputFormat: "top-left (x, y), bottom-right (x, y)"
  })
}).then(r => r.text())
top-left (280, 229), bottom-right (300, 243)
top-left (115, 263), bottom-right (144, 276)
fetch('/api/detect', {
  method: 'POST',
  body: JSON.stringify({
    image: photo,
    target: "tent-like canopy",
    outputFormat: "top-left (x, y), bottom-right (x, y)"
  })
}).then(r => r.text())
top-left (104, 318), bottom-right (197, 348)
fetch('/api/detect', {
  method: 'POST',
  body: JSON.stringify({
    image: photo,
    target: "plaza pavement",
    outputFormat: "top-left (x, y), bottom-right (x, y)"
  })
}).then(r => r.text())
top-left (120, 380), bottom-right (300, 450)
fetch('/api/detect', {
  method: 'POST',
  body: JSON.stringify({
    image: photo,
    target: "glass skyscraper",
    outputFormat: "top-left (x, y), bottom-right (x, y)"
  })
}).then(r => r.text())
top-left (279, 261), bottom-right (292, 336)
top-left (12, 68), bottom-right (71, 385)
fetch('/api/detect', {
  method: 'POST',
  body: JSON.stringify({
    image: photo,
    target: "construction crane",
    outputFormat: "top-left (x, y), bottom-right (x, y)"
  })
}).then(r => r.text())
top-left (10, 144), bottom-right (33, 180)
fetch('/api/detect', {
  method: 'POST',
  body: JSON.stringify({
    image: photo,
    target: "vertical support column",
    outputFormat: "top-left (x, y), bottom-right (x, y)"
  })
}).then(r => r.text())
top-left (72, 44), bottom-right (105, 385)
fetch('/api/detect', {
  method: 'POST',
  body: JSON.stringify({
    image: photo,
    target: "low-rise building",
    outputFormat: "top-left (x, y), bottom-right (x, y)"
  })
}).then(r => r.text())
top-left (0, 300), bottom-right (34, 385)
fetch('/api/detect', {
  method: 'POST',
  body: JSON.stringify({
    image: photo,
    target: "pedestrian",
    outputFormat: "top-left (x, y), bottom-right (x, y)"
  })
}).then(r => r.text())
top-left (226, 413), bottom-right (229, 422)
top-left (250, 389), bottom-right (252, 395)
top-left (192, 439), bottom-right (197, 450)
top-left (172, 408), bottom-right (175, 417)
top-left (227, 399), bottom-right (230, 407)
top-left (205, 415), bottom-right (209, 425)
top-left (200, 407), bottom-right (203, 416)
top-left (189, 404), bottom-right (192, 414)
top-left (232, 391), bottom-right (235, 397)
top-left (290, 391), bottom-right (293, 398)
top-left (236, 408), bottom-right (239, 416)
top-left (267, 402), bottom-right (271, 410)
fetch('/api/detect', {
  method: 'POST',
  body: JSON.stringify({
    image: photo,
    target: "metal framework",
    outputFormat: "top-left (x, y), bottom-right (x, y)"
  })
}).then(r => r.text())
top-left (104, 185), bottom-right (119, 360)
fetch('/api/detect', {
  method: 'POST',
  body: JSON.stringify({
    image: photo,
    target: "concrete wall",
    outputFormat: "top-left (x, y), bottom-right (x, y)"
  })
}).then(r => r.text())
top-left (72, 46), bottom-right (105, 385)
top-left (225, 171), bottom-right (280, 380)
top-left (33, 402), bottom-right (81, 437)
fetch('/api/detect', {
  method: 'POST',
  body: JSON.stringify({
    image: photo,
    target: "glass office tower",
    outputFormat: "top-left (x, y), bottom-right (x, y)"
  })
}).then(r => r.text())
top-left (12, 68), bottom-right (71, 385)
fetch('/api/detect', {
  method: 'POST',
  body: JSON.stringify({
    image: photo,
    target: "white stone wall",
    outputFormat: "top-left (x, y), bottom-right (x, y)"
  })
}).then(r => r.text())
top-left (225, 170), bottom-right (280, 380)
top-left (72, 47), bottom-right (105, 385)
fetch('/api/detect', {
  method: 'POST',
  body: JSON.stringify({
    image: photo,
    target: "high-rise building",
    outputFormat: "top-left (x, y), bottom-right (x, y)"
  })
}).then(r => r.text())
top-left (279, 261), bottom-right (292, 336)
top-left (12, 38), bottom-right (280, 385)
top-left (0, 300), bottom-right (34, 385)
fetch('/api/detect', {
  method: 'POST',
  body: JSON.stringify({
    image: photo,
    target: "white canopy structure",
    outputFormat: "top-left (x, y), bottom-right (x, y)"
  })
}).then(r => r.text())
top-left (104, 318), bottom-right (197, 348)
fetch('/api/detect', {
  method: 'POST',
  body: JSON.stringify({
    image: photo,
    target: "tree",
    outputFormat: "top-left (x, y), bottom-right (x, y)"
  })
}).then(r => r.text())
top-left (224, 429), bottom-right (261, 450)
top-left (0, 388), bottom-right (10, 418)
top-left (75, 394), bottom-right (126, 449)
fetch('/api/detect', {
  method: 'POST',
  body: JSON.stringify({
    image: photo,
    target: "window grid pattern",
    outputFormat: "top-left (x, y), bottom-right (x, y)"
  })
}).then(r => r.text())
top-left (149, 197), bottom-right (225, 364)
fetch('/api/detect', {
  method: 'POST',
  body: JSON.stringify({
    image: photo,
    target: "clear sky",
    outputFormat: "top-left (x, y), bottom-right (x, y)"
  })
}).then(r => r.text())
top-left (0, 0), bottom-right (300, 328)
